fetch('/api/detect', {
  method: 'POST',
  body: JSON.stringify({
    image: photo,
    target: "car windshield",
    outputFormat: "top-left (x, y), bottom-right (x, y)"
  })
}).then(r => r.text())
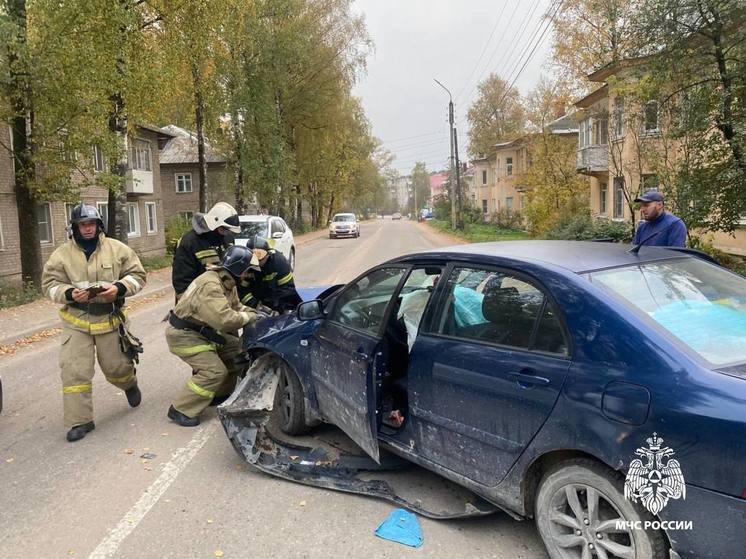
top-left (236, 222), bottom-right (268, 239)
top-left (590, 258), bottom-right (746, 366)
top-left (333, 215), bottom-right (355, 222)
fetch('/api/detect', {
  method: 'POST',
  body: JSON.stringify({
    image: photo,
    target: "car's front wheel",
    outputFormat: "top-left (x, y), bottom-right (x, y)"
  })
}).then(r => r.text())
top-left (273, 362), bottom-right (310, 436)
top-left (535, 459), bottom-right (667, 559)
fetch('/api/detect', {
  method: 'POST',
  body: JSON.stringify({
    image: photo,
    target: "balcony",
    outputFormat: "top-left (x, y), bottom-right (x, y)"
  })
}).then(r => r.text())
top-left (125, 169), bottom-right (154, 194)
top-left (576, 145), bottom-right (608, 175)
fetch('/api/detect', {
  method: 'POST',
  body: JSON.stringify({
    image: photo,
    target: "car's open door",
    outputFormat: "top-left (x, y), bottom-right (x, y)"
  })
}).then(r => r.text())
top-left (308, 266), bottom-right (409, 462)
top-left (310, 320), bottom-right (381, 461)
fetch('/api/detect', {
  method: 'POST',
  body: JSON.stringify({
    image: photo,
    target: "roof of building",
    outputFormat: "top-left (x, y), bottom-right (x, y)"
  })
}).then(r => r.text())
top-left (573, 85), bottom-right (609, 109)
top-left (159, 125), bottom-right (227, 165)
top-left (546, 113), bottom-right (579, 134)
top-left (586, 54), bottom-right (657, 82)
top-left (138, 123), bottom-right (176, 138)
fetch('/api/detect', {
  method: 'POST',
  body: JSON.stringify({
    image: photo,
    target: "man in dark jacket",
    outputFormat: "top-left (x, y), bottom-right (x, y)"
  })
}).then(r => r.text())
top-left (239, 236), bottom-right (301, 313)
top-left (172, 202), bottom-right (241, 301)
top-left (632, 191), bottom-right (687, 247)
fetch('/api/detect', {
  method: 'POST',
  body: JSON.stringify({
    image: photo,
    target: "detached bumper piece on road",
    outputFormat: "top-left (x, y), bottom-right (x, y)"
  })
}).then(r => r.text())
top-left (217, 366), bottom-right (499, 520)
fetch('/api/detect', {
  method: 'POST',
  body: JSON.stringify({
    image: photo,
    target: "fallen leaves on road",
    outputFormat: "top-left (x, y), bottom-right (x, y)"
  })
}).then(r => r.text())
top-left (207, 519), bottom-right (214, 524)
top-left (299, 500), bottom-right (306, 507)
top-left (124, 448), bottom-right (134, 455)
top-left (214, 550), bottom-right (224, 558)
top-left (5, 457), bottom-right (14, 463)
top-left (0, 327), bottom-right (62, 356)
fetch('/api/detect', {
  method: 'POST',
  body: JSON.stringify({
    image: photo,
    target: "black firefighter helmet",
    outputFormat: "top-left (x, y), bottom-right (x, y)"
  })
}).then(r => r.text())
top-left (219, 245), bottom-right (261, 278)
top-left (70, 203), bottom-right (105, 228)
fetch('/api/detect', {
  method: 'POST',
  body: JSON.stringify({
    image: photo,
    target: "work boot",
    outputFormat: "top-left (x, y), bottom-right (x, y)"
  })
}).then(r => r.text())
top-left (66, 421), bottom-right (95, 442)
top-left (167, 405), bottom-right (200, 427)
top-left (125, 386), bottom-right (142, 408)
top-left (209, 394), bottom-right (230, 407)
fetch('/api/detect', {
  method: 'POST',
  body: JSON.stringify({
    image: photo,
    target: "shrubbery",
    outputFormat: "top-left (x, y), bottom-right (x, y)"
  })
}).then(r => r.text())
top-left (165, 215), bottom-right (193, 255)
top-left (545, 213), bottom-right (632, 242)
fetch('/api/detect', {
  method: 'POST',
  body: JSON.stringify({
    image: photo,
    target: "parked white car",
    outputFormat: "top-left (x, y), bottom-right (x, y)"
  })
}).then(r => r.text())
top-left (329, 213), bottom-right (360, 239)
top-left (235, 215), bottom-right (296, 270)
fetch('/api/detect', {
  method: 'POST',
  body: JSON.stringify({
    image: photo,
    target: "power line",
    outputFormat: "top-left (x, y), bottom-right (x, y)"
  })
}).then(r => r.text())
top-left (381, 130), bottom-right (444, 144)
top-left (454, 1), bottom-right (511, 104)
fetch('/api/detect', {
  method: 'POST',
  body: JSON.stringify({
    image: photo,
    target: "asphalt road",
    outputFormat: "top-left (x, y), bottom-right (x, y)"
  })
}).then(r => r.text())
top-left (0, 219), bottom-right (547, 559)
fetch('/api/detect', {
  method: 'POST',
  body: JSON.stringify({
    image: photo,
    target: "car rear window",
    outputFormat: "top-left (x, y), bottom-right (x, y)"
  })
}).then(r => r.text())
top-left (590, 258), bottom-right (746, 366)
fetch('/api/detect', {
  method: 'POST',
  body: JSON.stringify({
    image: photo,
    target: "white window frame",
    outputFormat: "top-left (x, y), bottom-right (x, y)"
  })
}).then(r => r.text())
top-left (37, 202), bottom-right (53, 244)
top-left (643, 101), bottom-right (660, 134)
top-left (613, 98), bottom-right (625, 140)
top-left (613, 177), bottom-right (624, 219)
top-left (506, 196), bottom-right (513, 211)
top-left (145, 202), bottom-right (157, 234)
top-left (127, 203), bottom-right (141, 238)
top-left (175, 173), bottom-right (193, 193)
top-left (506, 157), bottom-right (513, 176)
top-left (0, 214), bottom-right (4, 250)
top-left (129, 138), bottom-right (152, 172)
top-left (179, 211), bottom-right (194, 222)
top-left (96, 202), bottom-right (109, 231)
top-left (599, 182), bottom-right (608, 215)
top-left (93, 145), bottom-right (106, 172)
top-left (481, 170), bottom-right (487, 185)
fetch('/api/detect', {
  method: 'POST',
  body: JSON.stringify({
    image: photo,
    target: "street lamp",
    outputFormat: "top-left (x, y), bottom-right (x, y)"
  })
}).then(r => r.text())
top-left (434, 79), bottom-right (457, 229)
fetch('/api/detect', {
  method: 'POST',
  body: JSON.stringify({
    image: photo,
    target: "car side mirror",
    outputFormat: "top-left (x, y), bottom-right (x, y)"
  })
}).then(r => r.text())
top-left (297, 299), bottom-right (324, 321)
top-left (271, 231), bottom-right (283, 239)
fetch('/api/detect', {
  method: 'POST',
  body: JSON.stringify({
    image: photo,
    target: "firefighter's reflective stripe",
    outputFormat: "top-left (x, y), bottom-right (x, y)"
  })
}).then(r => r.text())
top-left (195, 249), bottom-right (218, 260)
top-left (170, 343), bottom-right (217, 356)
top-left (107, 373), bottom-right (134, 383)
top-left (63, 383), bottom-right (93, 394)
top-left (241, 292), bottom-right (256, 305)
top-left (187, 380), bottom-right (214, 399)
top-left (59, 309), bottom-right (124, 333)
top-left (277, 273), bottom-right (293, 286)
top-left (120, 274), bottom-right (141, 291)
top-left (262, 272), bottom-right (277, 282)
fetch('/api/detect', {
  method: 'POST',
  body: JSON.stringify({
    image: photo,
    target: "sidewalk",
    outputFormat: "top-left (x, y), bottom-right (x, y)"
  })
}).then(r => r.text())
top-left (0, 268), bottom-right (173, 350)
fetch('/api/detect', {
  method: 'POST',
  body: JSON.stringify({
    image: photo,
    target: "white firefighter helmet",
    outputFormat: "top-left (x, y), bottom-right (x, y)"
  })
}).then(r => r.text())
top-left (192, 202), bottom-right (241, 234)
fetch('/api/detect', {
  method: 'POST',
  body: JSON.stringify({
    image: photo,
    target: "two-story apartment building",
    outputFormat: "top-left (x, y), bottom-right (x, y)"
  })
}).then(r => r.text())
top-left (471, 140), bottom-right (529, 219)
top-left (159, 125), bottom-right (230, 225)
top-left (575, 59), bottom-right (746, 255)
top-left (0, 124), bottom-right (171, 284)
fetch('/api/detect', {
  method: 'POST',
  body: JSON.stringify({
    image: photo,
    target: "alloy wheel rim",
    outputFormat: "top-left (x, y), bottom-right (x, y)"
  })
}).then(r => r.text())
top-left (548, 483), bottom-right (636, 559)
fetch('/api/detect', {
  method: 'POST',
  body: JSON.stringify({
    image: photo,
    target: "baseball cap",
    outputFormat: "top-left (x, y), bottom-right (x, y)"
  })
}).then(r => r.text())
top-left (634, 190), bottom-right (664, 203)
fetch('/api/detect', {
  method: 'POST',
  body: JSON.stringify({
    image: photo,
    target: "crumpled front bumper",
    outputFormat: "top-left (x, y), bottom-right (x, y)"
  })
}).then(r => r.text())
top-left (217, 362), bottom-right (499, 520)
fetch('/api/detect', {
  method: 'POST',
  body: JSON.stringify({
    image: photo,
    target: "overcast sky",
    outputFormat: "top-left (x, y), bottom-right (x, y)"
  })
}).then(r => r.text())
top-left (351, 0), bottom-right (555, 175)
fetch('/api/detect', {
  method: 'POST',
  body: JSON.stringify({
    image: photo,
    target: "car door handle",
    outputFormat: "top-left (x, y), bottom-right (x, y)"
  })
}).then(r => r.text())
top-left (508, 372), bottom-right (550, 387)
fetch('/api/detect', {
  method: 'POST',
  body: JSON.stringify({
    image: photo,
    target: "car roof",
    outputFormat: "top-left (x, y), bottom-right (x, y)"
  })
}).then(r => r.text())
top-left (334, 213), bottom-right (356, 217)
top-left (394, 240), bottom-right (694, 274)
top-left (238, 215), bottom-right (277, 222)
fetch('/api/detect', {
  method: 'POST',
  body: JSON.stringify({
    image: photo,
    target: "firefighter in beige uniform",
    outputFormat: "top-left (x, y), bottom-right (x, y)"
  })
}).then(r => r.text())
top-left (166, 245), bottom-right (259, 426)
top-left (42, 204), bottom-right (146, 442)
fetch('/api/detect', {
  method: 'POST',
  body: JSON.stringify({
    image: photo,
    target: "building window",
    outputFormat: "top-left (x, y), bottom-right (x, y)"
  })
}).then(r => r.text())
top-left (175, 173), bottom-right (193, 193)
top-left (36, 203), bottom-right (53, 243)
top-left (599, 182), bottom-right (608, 214)
top-left (642, 174), bottom-right (659, 192)
top-left (613, 177), bottom-right (624, 218)
top-left (593, 116), bottom-right (609, 145)
top-left (126, 203), bottom-right (140, 237)
top-left (93, 145), bottom-right (106, 172)
top-left (145, 202), bottom-right (157, 234)
top-left (65, 203), bottom-right (77, 222)
top-left (129, 138), bottom-right (151, 171)
top-left (506, 157), bottom-right (513, 176)
top-left (643, 101), bottom-right (659, 133)
top-left (520, 194), bottom-right (526, 209)
top-left (481, 170), bottom-right (487, 185)
top-left (178, 211), bottom-right (194, 222)
top-left (481, 199), bottom-right (487, 214)
top-left (613, 98), bottom-right (625, 139)
top-left (506, 196), bottom-right (513, 211)
top-left (97, 202), bottom-right (109, 231)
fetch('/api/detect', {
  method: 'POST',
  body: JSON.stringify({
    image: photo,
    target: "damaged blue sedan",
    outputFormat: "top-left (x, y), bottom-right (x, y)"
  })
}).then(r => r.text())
top-left (218, 241), bottom-right (746, 559)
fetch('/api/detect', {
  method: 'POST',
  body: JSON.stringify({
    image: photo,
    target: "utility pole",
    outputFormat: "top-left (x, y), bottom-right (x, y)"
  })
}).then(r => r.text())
top-left (434, 79), bottom-right (457, 229)
top-left (454, 126), bottom-right (463, 229)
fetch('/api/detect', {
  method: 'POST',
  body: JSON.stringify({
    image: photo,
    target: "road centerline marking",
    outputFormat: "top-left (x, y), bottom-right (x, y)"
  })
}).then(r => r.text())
top-left (87, 423), bottom-right (217, 559)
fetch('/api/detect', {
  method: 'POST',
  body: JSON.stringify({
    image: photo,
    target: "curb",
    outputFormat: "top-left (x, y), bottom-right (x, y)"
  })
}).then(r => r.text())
top-left (0, 283), bottom-right (173, 349)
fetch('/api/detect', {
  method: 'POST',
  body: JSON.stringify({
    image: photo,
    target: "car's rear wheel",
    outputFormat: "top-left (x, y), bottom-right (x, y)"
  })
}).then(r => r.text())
top-left (535, 459), bottom-right (667, 559)
top-left (288, 247), bottom-right (295, 271)
top-left (273, 362), bottom-right (310, 436)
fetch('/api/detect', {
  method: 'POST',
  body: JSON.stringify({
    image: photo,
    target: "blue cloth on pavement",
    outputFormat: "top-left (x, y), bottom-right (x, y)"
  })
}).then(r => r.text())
top-left (374, 509), bottom-right (423, 548)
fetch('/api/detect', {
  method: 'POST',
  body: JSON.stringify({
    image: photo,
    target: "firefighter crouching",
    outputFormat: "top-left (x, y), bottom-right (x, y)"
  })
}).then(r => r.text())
top-left (41, 204), bottom-right (146, 442)
top-left (239, 236), bottom-right (301, 314)
top-left (165, 245), bottom-right (260, 426)
top-left (171, 202), bottom-right (241, 302)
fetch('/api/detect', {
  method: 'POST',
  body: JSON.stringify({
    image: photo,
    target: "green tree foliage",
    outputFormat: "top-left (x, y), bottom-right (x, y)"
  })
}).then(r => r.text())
top-left (408, 162), bottom-right (431, 214)
top-left (466, 74), bottom-right (525, 158)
